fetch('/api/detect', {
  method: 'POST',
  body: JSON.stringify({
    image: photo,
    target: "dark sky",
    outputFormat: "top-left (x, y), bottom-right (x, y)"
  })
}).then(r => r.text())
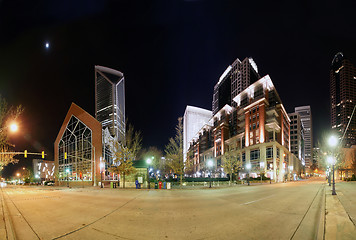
top-left (0, 0), bottom-right (355, 174)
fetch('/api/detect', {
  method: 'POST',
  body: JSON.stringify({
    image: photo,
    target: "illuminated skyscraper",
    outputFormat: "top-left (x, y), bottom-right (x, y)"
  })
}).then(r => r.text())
top-left (212, 57), bottom-right (260, 114)
top-left (95, 65), bottom-right (125, 142)
top-left (330, 52), bottom-right (356, 147)
top-left (295, 106), bottom-right (312, 169)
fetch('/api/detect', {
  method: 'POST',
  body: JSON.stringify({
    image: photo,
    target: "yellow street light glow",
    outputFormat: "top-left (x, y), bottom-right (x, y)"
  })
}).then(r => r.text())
top-left (10, 122), bottom-right (18, 132)
top-left (16, 173), bottom-right (20, 177)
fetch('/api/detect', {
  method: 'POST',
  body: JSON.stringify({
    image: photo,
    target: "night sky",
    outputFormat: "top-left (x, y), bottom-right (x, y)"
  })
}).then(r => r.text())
top-left (0, 0), bottom-right (355, 175)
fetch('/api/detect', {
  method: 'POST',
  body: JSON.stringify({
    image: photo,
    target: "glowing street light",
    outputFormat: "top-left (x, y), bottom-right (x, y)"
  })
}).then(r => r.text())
top-left (328, 135), bottom-right (338, 147)
top-left (246, 163), bottom-right (251, 186)
top-left (10, 122), bottom-right (18, 132)
top-left (328, 135), bottom-right (338, 195)
top-left (207, 160), bottom-right (213, 188)
top-left (100, 161), bottom-right (105, 188)
top-left (66, 168), bottom-right (70, 187)
top-left (146, 157), bottom-right (154, 189)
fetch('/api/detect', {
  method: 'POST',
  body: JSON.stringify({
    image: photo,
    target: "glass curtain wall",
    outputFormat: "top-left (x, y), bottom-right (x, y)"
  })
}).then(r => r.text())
top-left (58, 116), bottom-right (93, 181)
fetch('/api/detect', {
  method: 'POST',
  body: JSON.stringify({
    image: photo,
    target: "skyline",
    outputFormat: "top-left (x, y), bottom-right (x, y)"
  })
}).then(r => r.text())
top-left (0, 0), bottom-right (356, 170)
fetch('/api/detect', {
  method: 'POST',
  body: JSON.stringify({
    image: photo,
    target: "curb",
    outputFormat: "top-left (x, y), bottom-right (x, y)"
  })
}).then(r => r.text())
top-left (0, 189), bottom-right (16, 240)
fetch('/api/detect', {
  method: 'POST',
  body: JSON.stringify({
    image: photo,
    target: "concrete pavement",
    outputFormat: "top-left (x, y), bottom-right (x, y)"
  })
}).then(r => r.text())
top-left (0, 179), bottom-right (355, 239)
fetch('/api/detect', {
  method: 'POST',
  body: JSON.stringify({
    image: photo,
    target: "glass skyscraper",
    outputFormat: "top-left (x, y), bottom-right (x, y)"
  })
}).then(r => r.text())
top-left (330, 52), bottom-right (356, 147)
top-left (95, 65), bottom-right (125, 142)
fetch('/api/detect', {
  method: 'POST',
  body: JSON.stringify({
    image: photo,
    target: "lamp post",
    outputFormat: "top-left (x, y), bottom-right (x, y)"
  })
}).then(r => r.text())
top-left (207, 160), bottom-right (213, 188)
top-left (289, 165), bottom-right (293, 181)
top-left (66, 169), bottom-right (70, 187)
top-left (260, 162), bottom-right (265, 184)
top-left (246, 163), bottom-right (251, 186)
top-left (328, 135), bottom-right (338, 195)
top-left (100, 161), bottom-right (105, 188)
top-left (146, 157), bottom-right (153, 189)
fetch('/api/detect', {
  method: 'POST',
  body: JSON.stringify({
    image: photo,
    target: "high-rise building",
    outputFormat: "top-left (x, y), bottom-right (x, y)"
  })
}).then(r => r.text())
top-left (288, 112), bottom-right (305, 166)
top-left (95, 65), bottom-right (125, 142)
top-left (295, 106), bottom-right (313, 169)
top-left (212, 57), bottom-right (260, 115)
top-left (183, 106), bottom-right (212, 161)
top-left (330, 52), bottom-right (356, 147)
top-left (188, 74), bottom-right (303, 182)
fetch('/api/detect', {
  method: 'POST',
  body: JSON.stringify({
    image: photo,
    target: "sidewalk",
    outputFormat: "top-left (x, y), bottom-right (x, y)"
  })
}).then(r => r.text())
top-left (325, 185), bottom-right (356, 240)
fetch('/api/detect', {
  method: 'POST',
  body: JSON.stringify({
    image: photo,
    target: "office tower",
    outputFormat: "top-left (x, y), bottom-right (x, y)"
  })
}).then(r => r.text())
top-left (183, 106), bottom-right (212, 161)
top-left (95, 65), bottom-right (125, 142)
top-left (212, 57), bottom-right (260, 115)
top-left (288, 112), bottom-right (305, 166)
top-left (330, 52), bottom-right (356, 147)
top-left (295, 106), bottom-right (312, 168)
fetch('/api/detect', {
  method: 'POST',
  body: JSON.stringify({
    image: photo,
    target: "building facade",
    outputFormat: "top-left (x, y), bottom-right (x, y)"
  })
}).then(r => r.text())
top-left (33, 159), bottom-right (55, 181)
top-left (188, 75), bottom-right (303, 182)
top-left (295, 106), bottom-right (313, 169)
top-left (330, 52), bottom-right (356, 147)
top-left (212, 57), bottom-right (260, 115)
top-left (95, 65), bottom-right (125, 142)
top-left (183, 106), bottom-right (212, 161)
top-left (288, 112), bottom-right (305, 166)
top-left (54, 103), bottom-right (103, 186)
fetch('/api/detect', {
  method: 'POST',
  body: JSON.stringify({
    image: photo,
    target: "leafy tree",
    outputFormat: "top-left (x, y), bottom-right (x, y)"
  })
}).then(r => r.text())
top-left (109, 143), bottom-right (137, 188)
top-left (222, 150), bottom-right (242, 184)
top-left (0, 95), bottom-right (23, 170)
top-left (108, 124), bottom-right (142, 188)
top-left (165, 117), bottom-right (185, 186)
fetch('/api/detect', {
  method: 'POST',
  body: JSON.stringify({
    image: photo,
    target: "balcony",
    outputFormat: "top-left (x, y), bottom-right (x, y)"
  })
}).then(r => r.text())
top-left (266, 108), bottom-right (279, 117)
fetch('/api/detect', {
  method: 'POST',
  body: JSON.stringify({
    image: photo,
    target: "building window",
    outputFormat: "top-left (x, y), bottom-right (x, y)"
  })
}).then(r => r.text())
top-left (266, 147), bottom-right (273, 158)
top-left (250, 149), bottom-right (260, 160)
top-left (250, 139), bottom-right (253, 145)
top-left (276, 148), bottom-right (280, 158)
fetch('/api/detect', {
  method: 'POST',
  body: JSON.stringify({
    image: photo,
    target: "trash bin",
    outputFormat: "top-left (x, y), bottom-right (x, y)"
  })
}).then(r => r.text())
top-left (110, 182), bottom-right (114, 188)
top-left (159, 181), bottom-right (162, 189)
top-left (163, 182), bottom-right (166, 189)
top-left (155, 182), bottom-right (158, 189)
top-left (167, 182), bottom-right (171, 189)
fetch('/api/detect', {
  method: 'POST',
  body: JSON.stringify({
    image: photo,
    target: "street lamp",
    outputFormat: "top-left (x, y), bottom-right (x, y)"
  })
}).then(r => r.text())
top-left (260, 162), bottom-right (265, 184)
top-left (207, 160), bottom-right (213, 188)
top-left (66, 169), bottom-right (70, 187)
top-left (289, 165), bottom-right (293, 181)
top-left (0, 122), bottom-right (19, 133)
top-left (328, 135), bottom-right (338, 195)
top-left (327, 155), bottom-right (336, 195)
top-left (100, 161), bottom-right (105, 188)
top-left (246, 163), bottom-right (251, 186)
top-left (146, 157), bottom-right (153, 189)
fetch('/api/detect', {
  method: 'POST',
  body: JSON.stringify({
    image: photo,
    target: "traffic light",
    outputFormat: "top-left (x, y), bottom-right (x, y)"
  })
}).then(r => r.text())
top-left (64, 152), bottom-right (67, 160)
top-left (42, 151), bottom-right (45, 159)
top-left (24, 150), bottom-right (27, 158)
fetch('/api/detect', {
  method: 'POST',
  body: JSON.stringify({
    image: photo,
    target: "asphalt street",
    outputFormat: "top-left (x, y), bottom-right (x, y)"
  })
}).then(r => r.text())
top-left (0, 178), bottom-right (351, 240)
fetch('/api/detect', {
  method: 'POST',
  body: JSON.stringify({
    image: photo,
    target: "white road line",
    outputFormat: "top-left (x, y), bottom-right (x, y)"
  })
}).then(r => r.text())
top-left (241, 195), bottom-right (275, 205)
